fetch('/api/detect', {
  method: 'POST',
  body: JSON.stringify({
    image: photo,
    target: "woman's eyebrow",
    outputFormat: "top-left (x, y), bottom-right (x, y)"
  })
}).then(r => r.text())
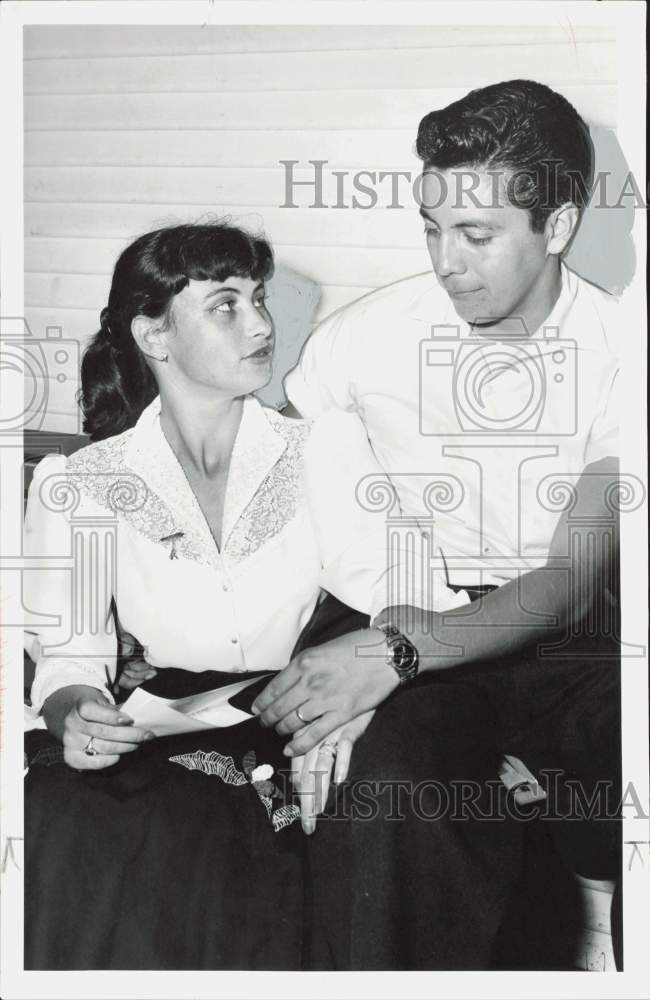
top-left (203, 286), bottom-right (240, 301)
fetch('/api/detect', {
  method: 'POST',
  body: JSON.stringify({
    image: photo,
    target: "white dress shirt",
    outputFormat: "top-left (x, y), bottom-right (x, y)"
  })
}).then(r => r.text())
top-left (25, 395), bottom-right (466, 713)
top-left (285, 263), bottom-right (622, 587)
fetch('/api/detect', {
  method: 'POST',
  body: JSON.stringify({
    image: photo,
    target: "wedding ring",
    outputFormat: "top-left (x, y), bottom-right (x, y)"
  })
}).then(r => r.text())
top-left (295, 707), bottom-right (309, 725)
top-left (318, 740), bottom-right (338, 757)
top-left (83, 736), bottom-right (97, 757)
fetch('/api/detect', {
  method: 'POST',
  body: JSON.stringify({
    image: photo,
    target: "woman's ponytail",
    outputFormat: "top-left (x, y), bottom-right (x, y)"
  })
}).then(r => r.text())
top-left (79, 306), bottom-right (157, 442)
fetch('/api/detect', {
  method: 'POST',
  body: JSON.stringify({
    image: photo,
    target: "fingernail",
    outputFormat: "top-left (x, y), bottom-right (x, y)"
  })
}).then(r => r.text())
top-left (251, 704), bottom-right (260, 715)
top-left (303, 820), bottom-right (315, 835)
top-left (117, 714), bottom-right (133, 724)
top-left (144, 731), bottom-right (155, 741)
top-left (283, 746), bottom-right (294, 757)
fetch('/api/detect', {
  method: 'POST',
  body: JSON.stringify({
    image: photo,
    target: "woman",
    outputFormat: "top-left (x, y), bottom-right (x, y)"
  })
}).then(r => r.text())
top-left (23, 222), bottom-right (404, 970)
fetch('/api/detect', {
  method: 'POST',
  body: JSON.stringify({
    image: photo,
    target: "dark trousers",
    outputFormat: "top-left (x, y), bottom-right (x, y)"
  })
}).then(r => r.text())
top-left (296, 595), bottom-right (622, 970)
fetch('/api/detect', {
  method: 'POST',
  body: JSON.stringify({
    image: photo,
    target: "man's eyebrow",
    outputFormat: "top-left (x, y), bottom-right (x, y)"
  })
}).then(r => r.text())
top-left (419, 208), bottom-right (502, 231)
top-left (455, 220), bottom-right (502, 230)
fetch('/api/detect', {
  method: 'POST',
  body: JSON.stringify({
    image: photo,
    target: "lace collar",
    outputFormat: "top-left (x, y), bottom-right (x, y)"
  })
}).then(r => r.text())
top-left (123, 395), bottom-right (288, 562)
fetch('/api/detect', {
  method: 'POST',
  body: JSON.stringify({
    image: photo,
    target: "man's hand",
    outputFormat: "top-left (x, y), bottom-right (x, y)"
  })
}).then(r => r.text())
top-left (251, 629), bottom-right (397, 756)
top-left (291, 710), bottom-right (375, 834)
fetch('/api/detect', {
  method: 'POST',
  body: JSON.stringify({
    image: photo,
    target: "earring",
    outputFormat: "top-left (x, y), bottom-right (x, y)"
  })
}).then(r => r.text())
top-left (159, 354), bottom-right (169, 363)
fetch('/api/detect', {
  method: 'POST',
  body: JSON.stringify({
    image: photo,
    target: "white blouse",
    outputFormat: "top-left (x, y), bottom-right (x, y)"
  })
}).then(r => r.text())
top-left (25, 396), bottom-right (467, 713)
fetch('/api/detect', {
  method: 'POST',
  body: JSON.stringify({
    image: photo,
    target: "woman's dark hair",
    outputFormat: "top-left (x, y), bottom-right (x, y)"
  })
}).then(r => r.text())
top-left (415, 79), bottom-right (594, 231)
top-left (80, 222), bottom-right (274, 441)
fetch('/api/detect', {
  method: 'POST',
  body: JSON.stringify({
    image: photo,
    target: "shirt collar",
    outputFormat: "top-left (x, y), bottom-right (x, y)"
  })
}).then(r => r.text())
top-left (124, 394), bottom-right (287, 554)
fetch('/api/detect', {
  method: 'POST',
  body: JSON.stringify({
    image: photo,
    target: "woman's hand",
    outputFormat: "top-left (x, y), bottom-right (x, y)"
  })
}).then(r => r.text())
top-left (42, 684), bottom-right (155, 770)
top-left (291, 710), bottom-right (375, 834)
top-left (252, 629), bottom-right (397, 756)
top-left (117, 657), bottom-right (158, 693)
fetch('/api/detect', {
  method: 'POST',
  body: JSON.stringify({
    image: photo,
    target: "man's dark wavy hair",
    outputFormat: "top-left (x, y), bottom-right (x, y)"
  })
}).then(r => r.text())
top-left (79, 222), bottom-right (274, 441)
top-left (416, 79), bottom-right (595, 231)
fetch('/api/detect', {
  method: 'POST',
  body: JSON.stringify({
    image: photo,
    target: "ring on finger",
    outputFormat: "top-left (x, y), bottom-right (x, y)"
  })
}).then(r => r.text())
top-left (318, 739), bottom-right (338, 758)
top-left (83, 736), bottom-right (97, 757)
top-left (295, 706), bottom-right (310, 725)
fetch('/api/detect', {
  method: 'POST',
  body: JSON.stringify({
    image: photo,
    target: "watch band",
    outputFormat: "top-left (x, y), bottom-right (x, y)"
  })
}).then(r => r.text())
top-left (373, 622), bottom-right (419, 685)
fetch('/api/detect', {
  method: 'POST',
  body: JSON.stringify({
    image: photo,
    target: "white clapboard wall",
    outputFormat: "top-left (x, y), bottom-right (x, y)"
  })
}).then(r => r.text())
top-left (24, 24), bottom-right (617, 431)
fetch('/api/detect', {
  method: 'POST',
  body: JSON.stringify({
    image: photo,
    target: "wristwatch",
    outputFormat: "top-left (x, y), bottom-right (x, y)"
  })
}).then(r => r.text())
top-left (373, 622), bottom-right (419, 685)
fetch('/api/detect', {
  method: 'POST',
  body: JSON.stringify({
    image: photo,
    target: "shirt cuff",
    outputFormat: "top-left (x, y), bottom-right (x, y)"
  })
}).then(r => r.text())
top-left (30, 658), bottom-right (115, 714)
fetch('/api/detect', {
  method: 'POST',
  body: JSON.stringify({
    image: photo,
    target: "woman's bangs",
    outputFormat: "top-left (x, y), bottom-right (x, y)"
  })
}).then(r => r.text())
top-left (181, 229), bottom-right (273, 285)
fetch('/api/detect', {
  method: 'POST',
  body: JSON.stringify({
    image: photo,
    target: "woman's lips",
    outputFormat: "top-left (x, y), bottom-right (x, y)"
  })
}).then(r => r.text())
top-left (244, 344), bottom-right (273, 362)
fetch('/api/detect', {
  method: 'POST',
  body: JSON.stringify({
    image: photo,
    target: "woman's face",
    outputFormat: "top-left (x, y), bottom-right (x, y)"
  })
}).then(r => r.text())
top-left (163, 275), bottom-right (274, 398)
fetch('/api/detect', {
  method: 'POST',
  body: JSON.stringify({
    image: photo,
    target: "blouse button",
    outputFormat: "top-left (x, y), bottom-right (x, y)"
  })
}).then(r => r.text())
top-left (222, 583), bottom-right (230, 592)
top-left (231, 637), bottom-right (238, 644)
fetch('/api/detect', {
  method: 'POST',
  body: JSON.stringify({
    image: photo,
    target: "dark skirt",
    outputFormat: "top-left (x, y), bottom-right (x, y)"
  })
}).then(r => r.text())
top-left (24, 669), bottom-right (307, 970)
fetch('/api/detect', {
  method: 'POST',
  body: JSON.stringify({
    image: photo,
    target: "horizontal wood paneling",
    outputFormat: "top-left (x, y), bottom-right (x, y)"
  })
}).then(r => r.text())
top-left (24, 85), bottom-right (617, 132)
top-left (25, 129), bottom-right (417, 168)
top-left (25, 203), bottom-right (429, 250)
top-left (25, 42), bottom-right (615, 95)
top-left (25, 164), bottom-right (425, 209)
top-left (23, 25), bottom-right (614, 59)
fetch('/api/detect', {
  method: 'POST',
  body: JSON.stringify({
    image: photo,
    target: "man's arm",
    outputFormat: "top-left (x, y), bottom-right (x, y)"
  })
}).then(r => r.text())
top-left (380, 456), bottom-right (619, 671)
top-left (253, 458), bottom-right (619, 755)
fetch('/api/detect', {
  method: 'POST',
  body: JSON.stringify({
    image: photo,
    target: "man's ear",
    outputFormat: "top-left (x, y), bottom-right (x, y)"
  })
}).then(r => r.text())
top-left (546, 202), bottom-right (580, 255)
top-left (131, 314), bottom-right (168, 363)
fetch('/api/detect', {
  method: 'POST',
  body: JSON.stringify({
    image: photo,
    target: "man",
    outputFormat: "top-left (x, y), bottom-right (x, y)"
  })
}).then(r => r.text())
top-left (253, 80), bottom-right (622, 969)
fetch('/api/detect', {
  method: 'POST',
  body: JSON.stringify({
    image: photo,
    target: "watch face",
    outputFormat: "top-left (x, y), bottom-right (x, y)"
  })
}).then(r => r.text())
top-left (392, 640), bottom-right (418, 672)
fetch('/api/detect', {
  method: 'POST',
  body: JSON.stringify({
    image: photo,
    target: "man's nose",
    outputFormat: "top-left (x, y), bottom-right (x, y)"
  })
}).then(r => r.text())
top-left (432, 234), bottom-right (466, 277)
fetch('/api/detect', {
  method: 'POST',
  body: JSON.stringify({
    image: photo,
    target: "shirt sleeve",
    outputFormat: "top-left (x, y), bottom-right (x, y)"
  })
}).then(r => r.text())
top-left (24, 454), bottom-right (117, 713)
top-left (283, 304), bottom-right (361, 418)
top-left (304, 410), bottom-right (469, 618)
top-left (584, 367), bottom-right (621, 466)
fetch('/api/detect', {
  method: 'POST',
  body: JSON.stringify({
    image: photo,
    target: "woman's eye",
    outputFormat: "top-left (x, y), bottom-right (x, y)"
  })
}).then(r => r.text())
top-left (213, 300), bottom-right (235, 314)
top-left (254, 295), bottom-right (266, 309)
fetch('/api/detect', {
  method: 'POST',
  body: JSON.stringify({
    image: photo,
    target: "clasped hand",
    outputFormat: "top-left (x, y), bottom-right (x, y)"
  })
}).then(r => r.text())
top-left (251, 628), bottom-right (398, 756)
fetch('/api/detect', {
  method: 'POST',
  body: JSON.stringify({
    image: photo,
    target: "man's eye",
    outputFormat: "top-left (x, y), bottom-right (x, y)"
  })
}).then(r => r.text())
top-left (466, 235), bottom-right (492, 246)
top-left (423, 226), bottom-right (439, 237)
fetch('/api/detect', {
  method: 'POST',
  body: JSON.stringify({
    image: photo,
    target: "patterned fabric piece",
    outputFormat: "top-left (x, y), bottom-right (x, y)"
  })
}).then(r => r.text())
top-left (223, 410), bottom-right (310, 565)
top-left (272, 804), bottom-right (301, 832)
top-left (64, 432), bottom-right (211, 567)
top-left (169, 748), bottom-right (300, 832)
top-left (168, 750), bottom-right (248, 785)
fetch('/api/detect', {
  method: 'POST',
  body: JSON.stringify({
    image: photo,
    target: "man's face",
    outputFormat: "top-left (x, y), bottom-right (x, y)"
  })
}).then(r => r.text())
top-left (420, 167), bottom-right (553, 329)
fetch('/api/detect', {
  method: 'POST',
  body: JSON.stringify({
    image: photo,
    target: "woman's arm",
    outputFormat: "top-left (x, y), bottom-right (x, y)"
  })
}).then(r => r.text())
top-left (24, 454), bottom-right (154, 767)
